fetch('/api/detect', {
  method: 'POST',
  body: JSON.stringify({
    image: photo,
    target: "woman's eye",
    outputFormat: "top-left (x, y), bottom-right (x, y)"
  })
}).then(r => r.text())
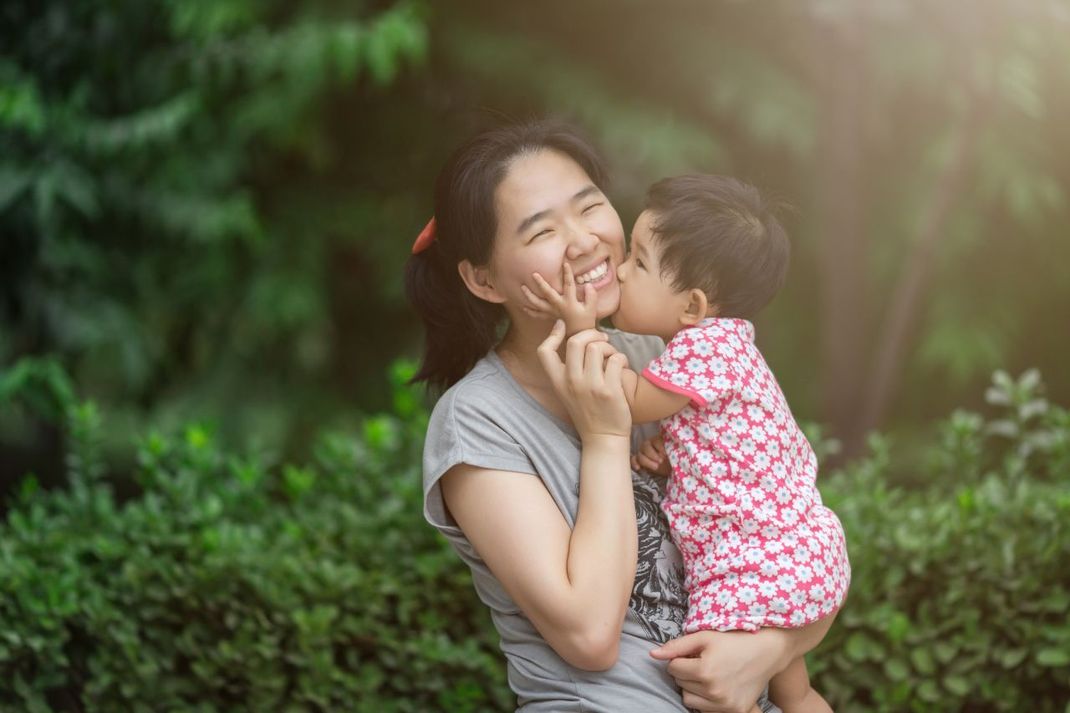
top-left (582, 202), bottom-right (603, 214)
top-left (530, 229), bottom-right (552, 241)
top-left (636, 258), bottom-right (645, 269)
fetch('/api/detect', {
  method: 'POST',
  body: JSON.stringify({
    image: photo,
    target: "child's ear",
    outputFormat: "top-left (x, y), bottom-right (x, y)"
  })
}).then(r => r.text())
top-left (679, 288), bottom-right (711, 326)
top-left (458, 260), bottom-right (507, 304)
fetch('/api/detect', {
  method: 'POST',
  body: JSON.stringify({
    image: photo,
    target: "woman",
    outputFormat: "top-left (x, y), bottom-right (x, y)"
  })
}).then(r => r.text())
top-left (405, 119), bottom-right (823, 712)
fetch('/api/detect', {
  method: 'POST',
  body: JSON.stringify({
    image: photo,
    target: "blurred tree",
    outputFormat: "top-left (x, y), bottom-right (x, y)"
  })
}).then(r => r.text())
top-left (3, 0), bottom-right (1069, 478)
top-left (1, 0), bottom-right (428, 475)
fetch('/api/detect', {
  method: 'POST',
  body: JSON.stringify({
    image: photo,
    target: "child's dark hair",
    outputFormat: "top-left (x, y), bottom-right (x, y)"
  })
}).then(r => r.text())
top-left (645, 175), bottom-right (789, 319)
top-left (405, 118), bottom-right (608, 391)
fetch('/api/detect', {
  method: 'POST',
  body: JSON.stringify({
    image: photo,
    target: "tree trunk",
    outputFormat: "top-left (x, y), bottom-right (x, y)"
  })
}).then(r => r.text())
top-left (857, 107), bottom-right (985, 440)
top-left (812, 11), bottom-right (869, 458)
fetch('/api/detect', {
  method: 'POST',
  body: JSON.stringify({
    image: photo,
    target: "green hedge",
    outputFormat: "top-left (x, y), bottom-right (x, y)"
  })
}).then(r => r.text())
top-left (1, 367), bottom-right (1068, 711)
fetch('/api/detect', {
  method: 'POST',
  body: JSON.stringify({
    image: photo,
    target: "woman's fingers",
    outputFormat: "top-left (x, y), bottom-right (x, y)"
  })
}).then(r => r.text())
top-left (603, 351), bottom-right (627, 389)
top-left (536, 320), bottom-right (567, 386)
top-left (582, 341), bottom-right (621, 389)
top-left (564, 329), bottom-right (609, 387)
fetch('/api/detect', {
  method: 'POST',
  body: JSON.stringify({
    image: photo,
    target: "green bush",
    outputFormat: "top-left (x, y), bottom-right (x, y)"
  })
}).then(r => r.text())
top-left (813, 370), bottom-right (1070, 712)
top-left (0, 361), bottom-right (510, 712)
top-left (1, 367), bottom-right (1068, 711)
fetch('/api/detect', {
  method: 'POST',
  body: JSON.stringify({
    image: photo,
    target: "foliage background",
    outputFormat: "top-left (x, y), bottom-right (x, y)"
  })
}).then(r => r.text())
top-left (2, 0), bottom-right (1069, 710)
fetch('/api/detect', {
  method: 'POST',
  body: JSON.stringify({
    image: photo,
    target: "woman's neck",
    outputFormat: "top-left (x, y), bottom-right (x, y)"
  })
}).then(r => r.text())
top-left (496, 320), bottom-right (570, 420)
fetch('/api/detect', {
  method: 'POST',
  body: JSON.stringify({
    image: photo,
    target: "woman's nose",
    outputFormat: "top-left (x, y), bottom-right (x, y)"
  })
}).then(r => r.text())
top-left (564, 222), bottom-right (599, 257)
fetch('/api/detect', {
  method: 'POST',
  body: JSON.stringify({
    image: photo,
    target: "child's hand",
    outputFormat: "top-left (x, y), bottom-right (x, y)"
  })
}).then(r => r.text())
top-left (632, 435), bottom-right (671, 477)
top-left (521, 263), bottom-right (598, 335)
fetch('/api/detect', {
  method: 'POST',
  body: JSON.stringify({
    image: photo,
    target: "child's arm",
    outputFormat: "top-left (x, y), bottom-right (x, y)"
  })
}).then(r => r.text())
top-left (620, 368), bottom-right (691, 425)
top-left (521, 264), bottom-right (598, 336)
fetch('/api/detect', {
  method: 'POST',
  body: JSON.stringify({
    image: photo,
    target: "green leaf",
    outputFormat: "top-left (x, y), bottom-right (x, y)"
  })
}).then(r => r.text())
top-left (1036, 648), bottom-right (1070, 667)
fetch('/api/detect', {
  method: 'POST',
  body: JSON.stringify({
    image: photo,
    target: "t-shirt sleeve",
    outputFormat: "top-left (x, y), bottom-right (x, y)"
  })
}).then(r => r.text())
top-left (422, 384), bottom-right (537, 534)
top-left (641, 325), bottom-right (738, 408)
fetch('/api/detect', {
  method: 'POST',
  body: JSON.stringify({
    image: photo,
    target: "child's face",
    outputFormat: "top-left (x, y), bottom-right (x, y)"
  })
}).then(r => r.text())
top-left (612, 210), bottom-right (695, 341)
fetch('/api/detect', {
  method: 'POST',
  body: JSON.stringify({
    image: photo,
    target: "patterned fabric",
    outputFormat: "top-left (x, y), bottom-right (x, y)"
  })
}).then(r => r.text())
top-left (643, 318), bottom-right (850, 634)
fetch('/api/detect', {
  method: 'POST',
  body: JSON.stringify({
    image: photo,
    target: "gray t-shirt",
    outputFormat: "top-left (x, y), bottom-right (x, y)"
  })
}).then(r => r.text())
top-left (423, 330), bottom-right (779, 712)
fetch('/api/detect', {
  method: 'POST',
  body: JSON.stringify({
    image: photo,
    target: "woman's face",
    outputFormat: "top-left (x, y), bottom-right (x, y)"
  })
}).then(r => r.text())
top-left (485, 149), bottom-right (625, 320)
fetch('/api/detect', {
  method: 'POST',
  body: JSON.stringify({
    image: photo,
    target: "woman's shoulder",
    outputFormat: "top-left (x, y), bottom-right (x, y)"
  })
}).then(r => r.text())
top-left (429, 353), bottom-right (512, 419)
top-left (603, 328), bottom-right (665, 371)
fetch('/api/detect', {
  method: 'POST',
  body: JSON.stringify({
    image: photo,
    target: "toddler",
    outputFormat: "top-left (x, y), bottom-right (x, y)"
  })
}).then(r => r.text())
top-left (524, 175), bottom-right (850, 713)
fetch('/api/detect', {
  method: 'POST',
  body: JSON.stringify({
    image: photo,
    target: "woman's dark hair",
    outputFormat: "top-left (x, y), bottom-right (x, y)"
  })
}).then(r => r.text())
top-left (405, 118), bottom-right (608, 391)
top-left (645, 175), bottom-right (789, 320)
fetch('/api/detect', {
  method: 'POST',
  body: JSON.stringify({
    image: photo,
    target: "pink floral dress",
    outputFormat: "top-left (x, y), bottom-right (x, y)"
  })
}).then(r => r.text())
top-left (642, 318), bottom-right (850, 634)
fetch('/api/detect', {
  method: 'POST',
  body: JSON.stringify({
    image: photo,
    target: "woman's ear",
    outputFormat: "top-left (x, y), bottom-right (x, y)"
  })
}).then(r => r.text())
top-left (458, 260), bottom-right (507, 304)
top-left (679, 288), bottom-right (711, 327)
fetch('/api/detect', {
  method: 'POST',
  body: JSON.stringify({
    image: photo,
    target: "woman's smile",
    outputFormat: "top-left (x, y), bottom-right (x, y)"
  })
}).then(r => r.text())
top-left (574, 258), bottom-right (612, 288)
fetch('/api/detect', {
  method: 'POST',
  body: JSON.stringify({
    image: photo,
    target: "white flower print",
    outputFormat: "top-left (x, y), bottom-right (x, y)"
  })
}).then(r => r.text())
top-left (715, 590), bottom-right (736, 607)
top-left (653, 321), bottom-right (849, 636)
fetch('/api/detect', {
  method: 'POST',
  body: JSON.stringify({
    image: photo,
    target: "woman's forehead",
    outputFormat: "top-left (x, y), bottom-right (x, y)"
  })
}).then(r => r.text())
top-left (495, 150), bottom-right (595, 220)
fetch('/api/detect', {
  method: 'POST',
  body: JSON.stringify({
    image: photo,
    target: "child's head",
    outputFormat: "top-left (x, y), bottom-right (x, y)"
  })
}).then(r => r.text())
top-left (613, 174), bottom-right (788, 340)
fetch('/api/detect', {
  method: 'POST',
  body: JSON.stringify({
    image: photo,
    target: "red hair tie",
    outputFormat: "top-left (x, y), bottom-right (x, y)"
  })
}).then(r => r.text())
top-left (412, 217), bottom-right (436, 254)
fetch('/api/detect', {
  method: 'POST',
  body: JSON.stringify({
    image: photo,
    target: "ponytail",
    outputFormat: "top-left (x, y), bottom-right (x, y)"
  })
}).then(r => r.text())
top-left (404, 241), bottom-right (503, 392)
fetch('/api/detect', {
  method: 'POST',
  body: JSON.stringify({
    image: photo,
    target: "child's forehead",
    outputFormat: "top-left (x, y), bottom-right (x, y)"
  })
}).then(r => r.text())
top-left (629, 210), bottom-right (660, 250)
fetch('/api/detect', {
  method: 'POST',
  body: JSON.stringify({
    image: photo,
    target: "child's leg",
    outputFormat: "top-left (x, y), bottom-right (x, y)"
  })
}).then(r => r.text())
top-left (768, 656), bottom-right (832, 713)
top-left (765, 612), bottom-right (838, 713)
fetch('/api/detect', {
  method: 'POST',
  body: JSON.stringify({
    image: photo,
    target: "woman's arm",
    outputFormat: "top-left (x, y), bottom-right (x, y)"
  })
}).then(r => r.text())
top-left (443, 325), bottom-right (638, 670)
top-left (441, 437), bottom-right (634, 670)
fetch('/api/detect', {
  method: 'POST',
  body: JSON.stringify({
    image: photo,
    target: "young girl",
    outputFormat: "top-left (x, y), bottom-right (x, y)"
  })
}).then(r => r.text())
top-left (523, 174), bottom-right (850, 713)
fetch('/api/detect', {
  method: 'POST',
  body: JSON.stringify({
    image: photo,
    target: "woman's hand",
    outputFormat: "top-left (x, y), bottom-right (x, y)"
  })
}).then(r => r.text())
top-left (650, 629), bottom-right (790, 713)
top-left (538, 320), bottom-right (631, 440)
